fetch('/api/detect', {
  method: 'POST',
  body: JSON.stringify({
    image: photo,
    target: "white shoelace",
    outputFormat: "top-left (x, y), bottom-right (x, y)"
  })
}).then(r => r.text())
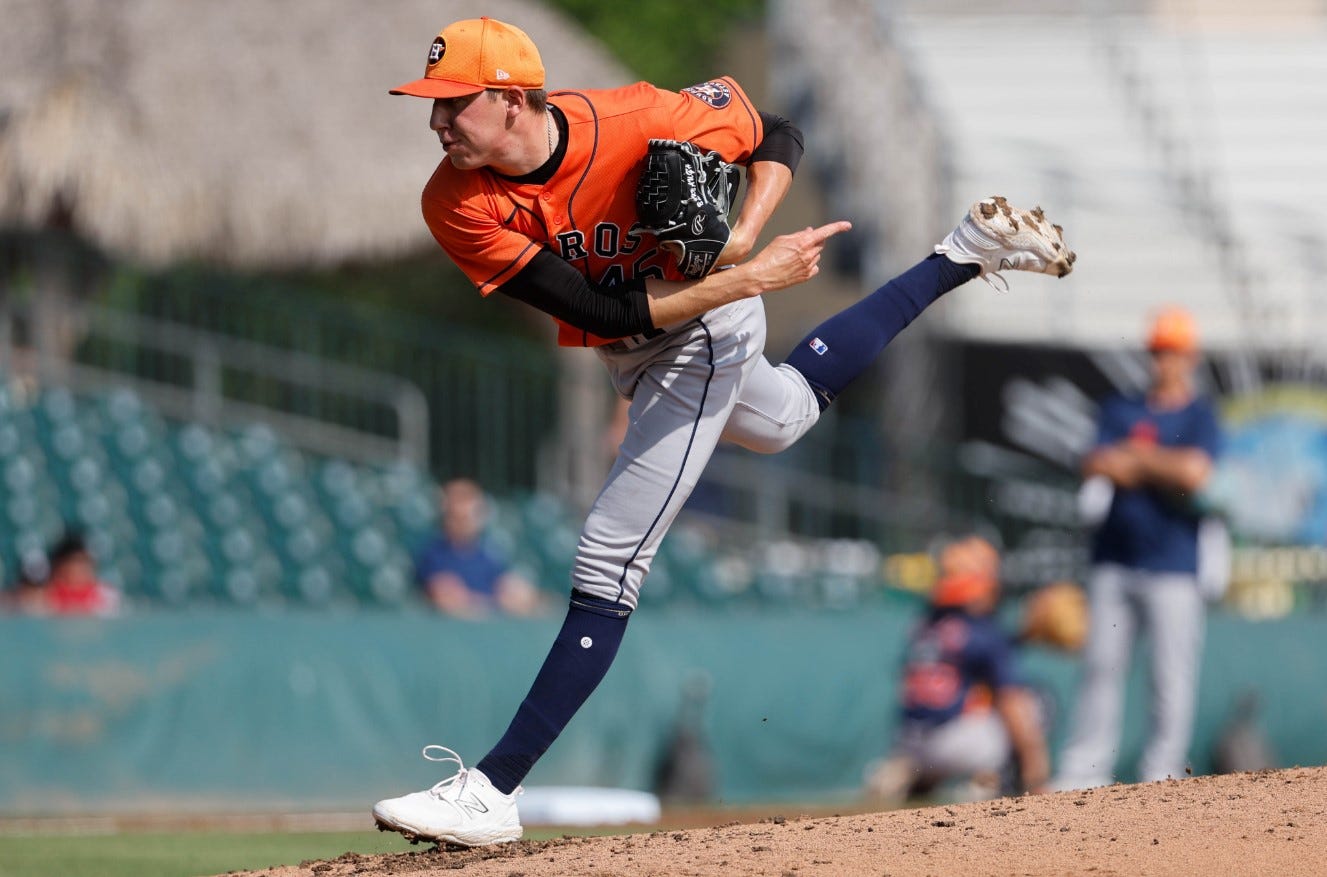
top-left (421, 744), bottom-right (469, 801)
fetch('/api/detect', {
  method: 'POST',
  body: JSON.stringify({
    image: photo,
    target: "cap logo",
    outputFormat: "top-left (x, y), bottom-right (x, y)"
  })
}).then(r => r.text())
top-left (682, 80), bottom-right (732, 109)
top-left (494, 68), bottom-right (511, 81)
top-left (427, 37), bottom-right (446, 66)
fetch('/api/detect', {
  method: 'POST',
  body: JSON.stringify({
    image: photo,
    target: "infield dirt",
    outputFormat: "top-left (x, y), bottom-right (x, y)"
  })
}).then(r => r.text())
top-left (231, 766), bottom-right (1327, 877)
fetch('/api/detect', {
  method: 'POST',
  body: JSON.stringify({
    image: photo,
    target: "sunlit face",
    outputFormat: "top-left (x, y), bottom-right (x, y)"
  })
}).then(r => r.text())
top-left (52, 553), bottom-right (97, 589)
top-left (429, 91), bottom-right (506, 170)
top-left (440, 481), bottom-right (487, 545)
top-left (1150, 347), bottom-right (1197, 386)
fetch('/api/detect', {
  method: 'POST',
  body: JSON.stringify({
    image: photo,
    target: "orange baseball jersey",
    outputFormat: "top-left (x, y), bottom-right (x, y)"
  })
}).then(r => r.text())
top-left (421, 77), bottom-right (763, 347)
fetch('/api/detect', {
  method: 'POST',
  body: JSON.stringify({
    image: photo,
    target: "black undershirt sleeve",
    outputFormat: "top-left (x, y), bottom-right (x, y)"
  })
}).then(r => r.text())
top-left (751, 111), bottom-right (804, 174)
top-left (498, 249), bottom-right (655, 338)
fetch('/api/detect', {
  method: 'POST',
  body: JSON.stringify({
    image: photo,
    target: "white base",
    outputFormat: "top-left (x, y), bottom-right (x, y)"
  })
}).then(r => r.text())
top-left (518, 787), bottom-right (661, 826)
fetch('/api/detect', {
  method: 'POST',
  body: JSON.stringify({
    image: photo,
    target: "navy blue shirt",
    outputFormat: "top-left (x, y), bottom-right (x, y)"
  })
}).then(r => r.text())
top-left (900, 607), bottom-right (1022, 728)
top-left (414, 536), bottom-right (509, 601)
top-left (1090, 393), bottom-right (1223, 573)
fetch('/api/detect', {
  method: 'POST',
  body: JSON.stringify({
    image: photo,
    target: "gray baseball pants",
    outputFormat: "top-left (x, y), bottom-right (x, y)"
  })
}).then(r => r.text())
top-left (1054, 563), bottom-right (1206, 788)
top-left (574, 297), bottom-right (820, 608)
top-left (896, 713), bottom-right (1012, 780)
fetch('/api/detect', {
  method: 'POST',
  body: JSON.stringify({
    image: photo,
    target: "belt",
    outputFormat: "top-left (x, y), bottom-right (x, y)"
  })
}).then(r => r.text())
top-left (601, 326), bottom-right (666, 352)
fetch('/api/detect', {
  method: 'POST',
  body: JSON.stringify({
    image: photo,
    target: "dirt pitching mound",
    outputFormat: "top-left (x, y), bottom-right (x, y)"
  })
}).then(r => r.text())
top-left (234, 767), bottom-right (1327, 877)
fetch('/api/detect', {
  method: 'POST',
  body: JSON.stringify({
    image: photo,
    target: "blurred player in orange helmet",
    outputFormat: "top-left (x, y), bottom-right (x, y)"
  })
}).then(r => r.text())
top-left (865, 537), bottom-right (1049, 805)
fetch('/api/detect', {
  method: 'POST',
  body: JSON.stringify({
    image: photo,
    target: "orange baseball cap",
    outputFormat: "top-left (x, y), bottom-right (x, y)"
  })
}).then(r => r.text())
top-left (390, 17), bottom-right (545, 99)
top-left (931, 572), bottom-right (999, 608)
top-left (1147, 306), bottom-right (1199, 353)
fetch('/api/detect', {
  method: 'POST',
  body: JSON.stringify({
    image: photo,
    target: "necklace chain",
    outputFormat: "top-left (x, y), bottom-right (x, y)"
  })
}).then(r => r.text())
top-left (546, 113), bottom-right (555, 160)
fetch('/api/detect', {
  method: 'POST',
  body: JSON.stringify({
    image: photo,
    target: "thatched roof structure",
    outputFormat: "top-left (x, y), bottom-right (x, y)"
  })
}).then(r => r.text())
top-left (0, 0), bottom-right (630, 268)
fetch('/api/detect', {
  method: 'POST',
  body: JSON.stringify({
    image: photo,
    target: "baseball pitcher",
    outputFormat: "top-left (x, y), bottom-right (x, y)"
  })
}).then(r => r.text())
top-left (376, 16), bottom-right (1075, 846)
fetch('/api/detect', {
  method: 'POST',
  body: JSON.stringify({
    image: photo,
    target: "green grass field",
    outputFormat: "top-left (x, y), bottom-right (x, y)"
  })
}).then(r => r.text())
top-left (0, 829), bottom-right (438, 877)
top-left (0, 801), bottom-right (868, 877)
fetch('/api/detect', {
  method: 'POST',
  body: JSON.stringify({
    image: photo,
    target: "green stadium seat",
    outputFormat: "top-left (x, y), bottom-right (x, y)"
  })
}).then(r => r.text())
top-left (333, 493), bottom-right (372, 530)
top-left (295, 565), bottom-right (336, 605)
top-left (223, 567), bottom-right (261, 604)
top-left (318, 459), bottom-right (358, 498)
top-left (48, 421), bottom-right (88, 461)
top-left (272, 492), bottom-right (311, 530)
top-left (152, 565), bottom-right (197, 605)
top-left (0, 422), bottom-right (21, 458)
top-left (5, 492), bottom-right (39, 529)
top-left (38, 387), bottom-right (77, 425)
top-left (4, 455), bottom-right (40, 493)
top-left (350, 526), bottom-right (388, 568)
top-left (112, 421), bottom-right (154, 460)
top-left (175, 422), bottom-right (219, 463)
top-left (102, 387), bottom-right (148, 427)
top-left (232, 422), bottom-right (275, 462)
top-left (367, 564), bottom-right (412, 605)
top-left (283, 525), bottom-right (322, 566)
top-left (75, 491), bottom-right (115, 528)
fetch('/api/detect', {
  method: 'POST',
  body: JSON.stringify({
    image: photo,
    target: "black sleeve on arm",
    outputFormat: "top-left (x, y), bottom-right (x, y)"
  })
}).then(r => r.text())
top-left (750, 111), bottom-right (804, 174)
top-left (497, 249), bottom-right (655, 338)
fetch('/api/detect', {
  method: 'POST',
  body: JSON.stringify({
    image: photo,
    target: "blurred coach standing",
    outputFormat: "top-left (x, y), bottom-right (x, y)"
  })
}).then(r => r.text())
top-left (1053, 307), bottom-right (1223, 789)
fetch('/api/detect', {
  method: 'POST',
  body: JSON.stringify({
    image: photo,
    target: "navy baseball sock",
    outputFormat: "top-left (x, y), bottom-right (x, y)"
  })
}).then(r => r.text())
top-left (476, 591), bottom-right (631, 794)
top-left (783, 253), bottom-right (979, 410)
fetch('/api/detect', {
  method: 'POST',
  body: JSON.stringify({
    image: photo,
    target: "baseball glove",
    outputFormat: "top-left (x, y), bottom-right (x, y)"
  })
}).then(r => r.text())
top-left (1020, 581), bottom-right (1089, 652)
top-left (635, 139), bottom-right (740, 280)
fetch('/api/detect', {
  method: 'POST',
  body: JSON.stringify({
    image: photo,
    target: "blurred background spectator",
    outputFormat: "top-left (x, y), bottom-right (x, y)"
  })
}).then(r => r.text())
top-left (4, 530), bottom-right (123, 617)
top-left (43, 531), bottom-right (122, 616)
top-left (415, 478), bottom-right (545, 619)
top-left (863, 536), bottom-right (1049, 806)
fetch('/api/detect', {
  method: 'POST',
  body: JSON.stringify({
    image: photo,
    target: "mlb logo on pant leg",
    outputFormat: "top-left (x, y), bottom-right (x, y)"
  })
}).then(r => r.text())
top-left (809, 337), bottom-right (828, 355)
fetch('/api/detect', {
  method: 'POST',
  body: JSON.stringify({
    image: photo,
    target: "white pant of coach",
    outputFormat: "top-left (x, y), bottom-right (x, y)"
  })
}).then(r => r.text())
top-left (1053, 564), bottom-right (1206, 789)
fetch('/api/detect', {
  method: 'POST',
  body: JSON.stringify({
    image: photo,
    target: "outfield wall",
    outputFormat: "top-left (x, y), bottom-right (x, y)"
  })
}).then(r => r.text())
top-left (2, 609), bottom-right (1323, 814)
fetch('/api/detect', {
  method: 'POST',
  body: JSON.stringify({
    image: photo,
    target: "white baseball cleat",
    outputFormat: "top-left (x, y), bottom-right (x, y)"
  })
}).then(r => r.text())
top-left (373, 746), bottom-right (523, 846)
top-left (936, 195), bottom-right (1076, 288)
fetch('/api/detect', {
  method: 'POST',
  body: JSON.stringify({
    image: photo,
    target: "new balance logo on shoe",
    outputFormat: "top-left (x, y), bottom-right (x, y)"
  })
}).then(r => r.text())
top-left (456, 792), bottom-right (490, 816)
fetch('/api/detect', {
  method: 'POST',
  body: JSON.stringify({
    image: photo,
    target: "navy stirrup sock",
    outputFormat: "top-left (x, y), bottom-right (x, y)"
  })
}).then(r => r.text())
top-left (783, 253), bottom-right (979, 410)
top-left (477, 592), bottom-right (631, 794)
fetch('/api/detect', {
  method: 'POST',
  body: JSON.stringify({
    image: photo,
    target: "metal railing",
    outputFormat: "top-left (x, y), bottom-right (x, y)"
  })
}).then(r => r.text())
top-left (1, 300), bottom-right (430, 467)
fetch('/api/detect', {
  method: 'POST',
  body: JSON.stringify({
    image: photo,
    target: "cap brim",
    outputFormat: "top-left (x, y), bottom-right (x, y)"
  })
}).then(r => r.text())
top-left (388, 78), bottom-right (485, 98)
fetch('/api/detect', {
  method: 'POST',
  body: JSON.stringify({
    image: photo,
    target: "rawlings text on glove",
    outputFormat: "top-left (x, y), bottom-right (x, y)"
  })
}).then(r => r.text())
top-left (635, 139), bottom-right (740, 280)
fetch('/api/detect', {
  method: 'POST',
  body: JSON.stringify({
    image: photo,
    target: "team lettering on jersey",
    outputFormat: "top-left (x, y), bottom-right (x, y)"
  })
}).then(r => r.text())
top-left (554, 222), bottom-right (667, 286)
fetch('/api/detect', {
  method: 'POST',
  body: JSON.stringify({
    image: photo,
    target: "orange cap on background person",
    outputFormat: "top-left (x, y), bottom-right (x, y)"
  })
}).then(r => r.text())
top-left (938, 536), bottom-right (999, 581)
top-left (931, 572), bottom-right (999, 608)
top-left (1146, 306), bottom-right (1199, 354)
top-left (932, 536), bottom-right (1000, 608)
top-left (390, 17), bottom-right (545, 99)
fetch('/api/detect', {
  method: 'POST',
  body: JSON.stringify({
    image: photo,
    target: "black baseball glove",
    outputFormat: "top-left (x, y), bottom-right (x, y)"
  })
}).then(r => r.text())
top-left (635, 139), bottom-right (741, 280)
